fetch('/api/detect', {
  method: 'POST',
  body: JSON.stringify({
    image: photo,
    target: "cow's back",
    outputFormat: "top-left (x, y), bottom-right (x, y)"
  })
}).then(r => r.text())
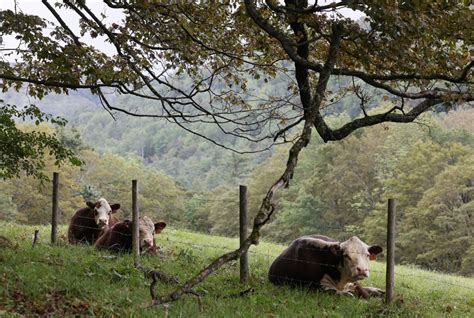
top-left (95, 221), bottom-right (132, 252)
top-left (268, 235), bottom-right (342, 288)
top-left (109, 215), bottom-right (119, 227)
top-left (68, 207), bottom-right (98, 244)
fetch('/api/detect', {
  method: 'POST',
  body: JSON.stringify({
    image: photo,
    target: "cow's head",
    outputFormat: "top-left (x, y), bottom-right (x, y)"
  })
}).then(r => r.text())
top-left (336, 236), bottom-right (382, 282)
top-left (139, 216), bottom-right (167, 250)
top-left (86, 198), bottom-right (120, 230)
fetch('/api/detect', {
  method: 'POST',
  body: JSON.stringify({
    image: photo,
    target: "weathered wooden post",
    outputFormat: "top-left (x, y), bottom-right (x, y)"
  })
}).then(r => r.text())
top-left (386, 198), bottom-right (396, 304)
top-left (132, 179), bottom-right (140, 266)
top-left (239, 185), bottom-right (249, 283)
top-left (51, 172), bottom-right (59, 244)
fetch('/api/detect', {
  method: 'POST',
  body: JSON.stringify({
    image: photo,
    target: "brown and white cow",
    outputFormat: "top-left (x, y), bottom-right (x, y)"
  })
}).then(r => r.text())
top-left (68, 198), bottom-right (120, 245)
top-left (268, 235), bottom-right (384, 298)
top-left (95, 216), bottom-right (167, 253)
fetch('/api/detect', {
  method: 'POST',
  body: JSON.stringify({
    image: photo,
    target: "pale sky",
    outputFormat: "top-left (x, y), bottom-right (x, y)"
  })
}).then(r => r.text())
top-left (0, 0), bottom-right (122, 55)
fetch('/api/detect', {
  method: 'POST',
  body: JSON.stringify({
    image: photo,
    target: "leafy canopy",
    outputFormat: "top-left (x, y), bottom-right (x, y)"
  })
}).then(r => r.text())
top-left (0, 101), bottom-right (81, 181)
top-left (0, 1), bottom-right (471, 151)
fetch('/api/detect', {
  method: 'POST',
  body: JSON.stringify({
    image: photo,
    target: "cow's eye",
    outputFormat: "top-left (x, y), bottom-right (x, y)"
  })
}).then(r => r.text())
top-left (108, 210), bottom-right (111, 215)
top-left (367, 254), bottom-right (370, 258)
top-left (344, 254), bottom-right (351, 259)
top-left (94, 210), bottom-right (98, 216)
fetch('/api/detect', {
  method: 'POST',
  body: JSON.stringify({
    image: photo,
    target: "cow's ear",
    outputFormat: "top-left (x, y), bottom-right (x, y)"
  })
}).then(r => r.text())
top-left (330, 244), bottom-right (342, 256)
top-left (154, 222), bottom-right (167, 234)
top-left (368, 245), bottom-right (383, 260)
top-left (86, 201), bottom-right (95, 209)
top-left (110, 204), bottom-right (121, 212)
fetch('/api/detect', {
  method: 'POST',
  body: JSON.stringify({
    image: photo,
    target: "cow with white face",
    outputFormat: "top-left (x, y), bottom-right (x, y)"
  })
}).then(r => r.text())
top-left (138, 216), bottom-right (166, 251)
top-left (68, 198), bottom-right (120, 245)
top-left (268, 235), bottom-right (384, 298)
top-left (95, 216), bottom-right (167, 253)
top-left (88, 198), bottom-right (117, 230)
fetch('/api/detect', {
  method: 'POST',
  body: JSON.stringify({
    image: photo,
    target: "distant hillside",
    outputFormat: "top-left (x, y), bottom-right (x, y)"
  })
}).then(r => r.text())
top-left (2, 88), bottom-right (271, 191)
top-left (2, 73), bottom-right (398, 191)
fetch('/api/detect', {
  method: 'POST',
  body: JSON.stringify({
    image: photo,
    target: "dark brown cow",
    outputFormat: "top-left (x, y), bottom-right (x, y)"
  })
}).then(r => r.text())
top-left (95, 216), bottom-right (166, 253)
top-left (268, 235), bottom-right (384, 298)
top-left (68, 198), bottom-right (120, 245)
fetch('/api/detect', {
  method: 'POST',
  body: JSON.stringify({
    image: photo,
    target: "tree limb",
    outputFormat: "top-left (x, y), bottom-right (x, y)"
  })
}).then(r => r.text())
top-left (150, 2), bottom-right (344, 305)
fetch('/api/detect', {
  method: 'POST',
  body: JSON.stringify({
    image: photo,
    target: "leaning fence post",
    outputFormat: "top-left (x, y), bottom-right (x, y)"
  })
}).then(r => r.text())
top-left (386, 198), bottom-right (396, 304)
top-left (132, 179), bottom-right (140, 266)
top-left (239, 185), bottom-right (249, 283)
top-left (51, 172), bottom-right (59, 244)
top-left (33, 229), bottom-right (39, 248)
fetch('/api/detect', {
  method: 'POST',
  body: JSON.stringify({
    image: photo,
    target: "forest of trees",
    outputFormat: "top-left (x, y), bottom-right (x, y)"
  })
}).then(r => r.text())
top-left (1, 96), bottom-right (472, 275)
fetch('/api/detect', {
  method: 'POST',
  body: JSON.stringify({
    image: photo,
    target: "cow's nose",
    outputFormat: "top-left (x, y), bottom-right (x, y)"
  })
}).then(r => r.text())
top-left (143, 239), bottom-right (153, 247)
top-left (357, 267), bottom-right (368, 277)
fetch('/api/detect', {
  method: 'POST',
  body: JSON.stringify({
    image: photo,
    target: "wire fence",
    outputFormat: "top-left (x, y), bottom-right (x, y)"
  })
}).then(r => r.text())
top-left (5, 173), bottom-right (471, 310)
top-left (46, 199), bottom-right (474, 295)
top-left (20, 221), bottom-right (474, 294)
top-left (3, 209), bottom-right (470, 313)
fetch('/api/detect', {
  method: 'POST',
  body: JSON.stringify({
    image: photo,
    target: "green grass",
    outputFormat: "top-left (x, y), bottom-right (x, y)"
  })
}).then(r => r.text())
top-left (1, 222), bottom-right (473, 317)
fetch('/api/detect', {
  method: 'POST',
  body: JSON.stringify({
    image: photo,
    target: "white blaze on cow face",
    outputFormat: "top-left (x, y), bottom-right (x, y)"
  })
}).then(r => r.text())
top-left (139, 216), bottom-right (156, 249)
top-left (339, 236), bottom-right (382, 282)
top-left (138, 216), bottom-right (167, 250)
top-left (89, 198), bottom-right (112, 230)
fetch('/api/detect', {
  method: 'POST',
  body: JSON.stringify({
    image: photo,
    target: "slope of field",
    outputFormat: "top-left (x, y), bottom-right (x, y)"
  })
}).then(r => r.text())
top-left (1, 222), bottom-right (473, 317)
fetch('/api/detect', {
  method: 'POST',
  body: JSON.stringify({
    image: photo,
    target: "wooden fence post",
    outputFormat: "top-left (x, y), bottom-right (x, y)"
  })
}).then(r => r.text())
top-left (386, 198), bottom-right (396, 304)
top-left (51, 172), bottom-right (59, 244)
top-left (132, 179), bottom-right (140, 266)
top-left (239, 185), bottom-right (249, 283)
top-left (33, 229), bottom-right (39, 248)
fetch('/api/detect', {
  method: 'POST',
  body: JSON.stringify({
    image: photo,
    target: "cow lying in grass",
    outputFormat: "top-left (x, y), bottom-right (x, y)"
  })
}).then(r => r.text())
top-left (268, 235), bottom-right (384, 298)
top-left (68, 198), bottom-right (120, 245)
top-left (95, 216), bottom-right (167, 253)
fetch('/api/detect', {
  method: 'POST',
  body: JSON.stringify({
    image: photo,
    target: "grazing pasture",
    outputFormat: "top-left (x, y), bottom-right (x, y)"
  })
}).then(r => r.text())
top-left (1, 222), bottom-right (473, 317)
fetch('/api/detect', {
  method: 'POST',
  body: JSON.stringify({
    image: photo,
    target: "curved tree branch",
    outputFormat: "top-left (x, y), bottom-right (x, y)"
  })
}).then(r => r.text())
top-left (151, 1), bottom-right (343, 304)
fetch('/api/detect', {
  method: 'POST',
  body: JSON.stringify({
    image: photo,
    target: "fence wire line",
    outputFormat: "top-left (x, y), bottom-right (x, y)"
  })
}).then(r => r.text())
top-left (68, 222), bottom-right (133, 237)
top-left (186, 197), bottom-right (377, 212)
top-left (145, 194), bottom-right (378, 212)
top-left (163, 236), bottom-right (379, 257)
top-left (71, 220), bottom-right (366, 235)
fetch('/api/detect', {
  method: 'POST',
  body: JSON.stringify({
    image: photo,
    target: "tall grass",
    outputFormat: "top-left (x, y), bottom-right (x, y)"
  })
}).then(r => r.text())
top-left (1, 222), bottom-right (473, 317)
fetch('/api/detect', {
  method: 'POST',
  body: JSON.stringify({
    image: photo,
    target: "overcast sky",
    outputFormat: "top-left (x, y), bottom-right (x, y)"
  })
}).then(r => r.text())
top-left (0, 0), bottom-right (121, 55)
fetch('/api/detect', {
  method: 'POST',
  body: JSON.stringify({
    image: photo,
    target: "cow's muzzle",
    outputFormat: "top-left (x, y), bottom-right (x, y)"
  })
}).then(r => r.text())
top-left (356, 267), bottom-right (369, 278)
top-left (97, 220), bottom-right (108, 229)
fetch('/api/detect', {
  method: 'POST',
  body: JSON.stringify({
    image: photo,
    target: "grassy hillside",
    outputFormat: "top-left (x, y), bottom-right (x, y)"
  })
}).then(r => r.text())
top-left (1, 222), bottom-right (473, 317)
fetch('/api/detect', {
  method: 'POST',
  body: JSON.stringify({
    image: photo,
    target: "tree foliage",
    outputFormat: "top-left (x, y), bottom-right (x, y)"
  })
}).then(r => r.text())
top-left (0, 125), bottom-right (188, 226)
top-left (0, 101), bottom-right (81, 180)
top-left (1, 1), bottom-right (471, 150)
